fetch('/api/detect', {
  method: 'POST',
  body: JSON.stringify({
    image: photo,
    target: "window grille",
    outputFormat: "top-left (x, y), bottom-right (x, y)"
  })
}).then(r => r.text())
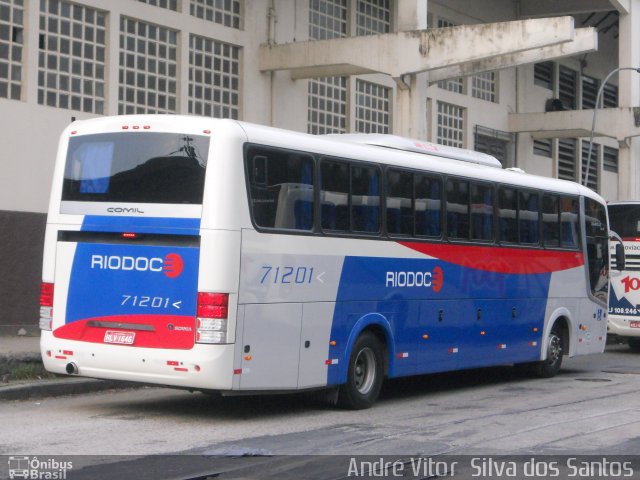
top-left (533, 139), bottom-right (552, 158)
top-left (0, 0), bottom-right (23, 100)
top-left (603, 145), bottom-right (619, 173)
top-left (558, 65), bottom-right (577, 110)
top-left (558, 138), bottom-right (577, 181)
top-left (437, 101), bottom-right (464, 148)
top-left (138, 0), bottom-right (178, 11)
top-left (534, 61), bottom-right (553, 89)
top-left (190, 0), bottom-right (242, 29)
top-left (356, 0), bottom-right (390, 35)
top-left (355, 79), bottom-right (390, 133)
top-left (472, 71), bottom-right (496, 102)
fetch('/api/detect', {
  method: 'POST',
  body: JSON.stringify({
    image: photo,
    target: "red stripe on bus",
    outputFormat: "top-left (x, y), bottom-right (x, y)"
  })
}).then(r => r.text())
top-left (53, 315), bottom-right (195, 350)
top-left (399, 242), bottom-right (584, 274)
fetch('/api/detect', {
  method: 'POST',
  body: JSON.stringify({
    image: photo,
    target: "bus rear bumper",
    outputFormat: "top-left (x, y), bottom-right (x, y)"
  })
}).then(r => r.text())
top-left (607, 316), bottom-right (640, 338)
top-left (40, 331), bottom-right (235, 390)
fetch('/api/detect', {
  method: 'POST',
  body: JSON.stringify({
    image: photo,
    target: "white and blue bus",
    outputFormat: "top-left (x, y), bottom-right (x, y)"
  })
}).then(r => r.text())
top-left (607, 201), bottom-right (640, 352)
top-left (40, 115), bottom-right (613, 409)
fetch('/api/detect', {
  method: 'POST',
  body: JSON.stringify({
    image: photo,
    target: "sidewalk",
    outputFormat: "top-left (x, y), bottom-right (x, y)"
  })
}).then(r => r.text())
top-left (0, 334), bottom-right (136, 401)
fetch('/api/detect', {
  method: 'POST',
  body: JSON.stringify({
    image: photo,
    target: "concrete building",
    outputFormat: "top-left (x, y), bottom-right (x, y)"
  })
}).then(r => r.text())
top-left (1, 0), bottom-right (638, 332)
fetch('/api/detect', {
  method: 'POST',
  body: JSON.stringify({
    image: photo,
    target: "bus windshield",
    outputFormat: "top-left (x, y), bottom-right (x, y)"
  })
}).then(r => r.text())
top-left (62, 132), bottom-right (209, 204)
top-left (608, 204), bottom-right (640, 239)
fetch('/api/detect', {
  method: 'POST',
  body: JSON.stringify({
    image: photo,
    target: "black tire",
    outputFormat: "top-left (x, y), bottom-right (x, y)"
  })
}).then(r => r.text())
top-left (628, 338), bottom-right (640, 353)
top-left (337, 332), bottom-right (384, 410)
top-left (532, 325), bottom-right (564, 378)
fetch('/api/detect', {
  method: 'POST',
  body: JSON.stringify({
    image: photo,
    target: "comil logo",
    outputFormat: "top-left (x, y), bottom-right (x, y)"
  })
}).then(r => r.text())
top-left (91, 253), bottom-right (184, 278)
top-left (385, 266), bottom-right (444, 292)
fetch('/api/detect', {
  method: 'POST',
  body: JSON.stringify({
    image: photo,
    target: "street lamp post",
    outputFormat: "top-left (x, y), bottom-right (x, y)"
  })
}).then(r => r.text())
top-left (583, 66), bottom-right (640, 189)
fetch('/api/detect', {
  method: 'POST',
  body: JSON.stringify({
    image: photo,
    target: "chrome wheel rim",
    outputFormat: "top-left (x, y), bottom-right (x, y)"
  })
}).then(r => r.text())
top-left (547, 333), bottom-right (562, 364)
top-left (354, 347), bottom-right (376, 394)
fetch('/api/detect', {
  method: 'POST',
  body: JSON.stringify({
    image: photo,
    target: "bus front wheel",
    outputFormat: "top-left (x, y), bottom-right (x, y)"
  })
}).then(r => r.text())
top-left (338, 332), bottom-right (384, 410)
top-left (532, 325), bottom-right (564, 378)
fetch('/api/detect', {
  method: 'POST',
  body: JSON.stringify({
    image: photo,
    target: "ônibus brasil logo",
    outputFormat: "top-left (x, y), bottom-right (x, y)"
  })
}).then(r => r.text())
top-left (385, 266), bottom-right (443, 292)
top-left (90, 253), bottom-right (184, 278)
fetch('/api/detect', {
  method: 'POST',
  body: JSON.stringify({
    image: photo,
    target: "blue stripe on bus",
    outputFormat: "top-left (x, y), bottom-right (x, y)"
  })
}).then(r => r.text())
top-left (327, 256), bottom-right (549, 385)
top-left (81, 216), bottom-right (200, 235)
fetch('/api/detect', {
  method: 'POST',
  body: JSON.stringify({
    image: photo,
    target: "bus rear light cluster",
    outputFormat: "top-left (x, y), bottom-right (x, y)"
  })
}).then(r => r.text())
top-left (39, 282), bottom-right (54, 331)
top-left (196, 292), bottom-right (228, 344)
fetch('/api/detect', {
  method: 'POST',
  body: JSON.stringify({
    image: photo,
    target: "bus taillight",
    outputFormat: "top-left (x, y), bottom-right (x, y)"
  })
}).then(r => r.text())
top-left (196, 292), bottom-right (228, 344)
top-left (39, 282), bottom-right (54, 331)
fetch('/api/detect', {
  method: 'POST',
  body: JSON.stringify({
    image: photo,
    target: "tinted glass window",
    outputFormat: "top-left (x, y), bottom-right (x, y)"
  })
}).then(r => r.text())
top-left (585, 198), bottom-right (609, 302)
top-left (386, 169), bottom-right (413, 236)
top-left (560, 196), bottom-right (580, 248)
top-left (415, 174), bottom-right (442, 237)
top-left (542, 194), bottom-right (560, 247)
top-left (519, 191), bottom-right (539, 244)
top-left (321, 160), bottom-right (349, 231)
top-left (608, 204), bottom-right (640, 238)
top-left (246, 146), bottom-right (314, 230)
top-left (498, 187), bottom-right (518, 243)
top-left (351, 164), bottom-right (380, 233)
top-left (471, 183), bottom-right (493, 241)
top-left (62, 132), bottom-right (209, 204)
top-left (446, 179), bottom-right (469, 240)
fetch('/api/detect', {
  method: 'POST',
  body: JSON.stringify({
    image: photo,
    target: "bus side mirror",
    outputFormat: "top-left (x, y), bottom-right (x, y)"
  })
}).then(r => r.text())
top-left (615, 243), bottom-right (626, 271)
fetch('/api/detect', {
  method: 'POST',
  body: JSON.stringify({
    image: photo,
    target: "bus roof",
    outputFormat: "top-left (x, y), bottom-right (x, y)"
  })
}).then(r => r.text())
top-left (64, 115), bottom-right (604, 203)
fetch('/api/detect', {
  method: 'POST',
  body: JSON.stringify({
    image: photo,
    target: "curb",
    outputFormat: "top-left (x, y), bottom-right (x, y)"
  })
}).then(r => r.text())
top-left (0, 377), bottom-right (140, 401)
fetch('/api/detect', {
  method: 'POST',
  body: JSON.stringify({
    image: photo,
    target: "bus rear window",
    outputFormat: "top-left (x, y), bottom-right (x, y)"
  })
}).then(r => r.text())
top-left (62, 132), bottom-right (209, 204)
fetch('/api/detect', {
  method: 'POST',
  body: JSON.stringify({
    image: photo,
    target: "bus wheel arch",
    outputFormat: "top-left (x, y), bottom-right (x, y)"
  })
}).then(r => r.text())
top-left (337, 315), bottom-right (392, 409)
top-left (534, 316), bottom-right (569, 378)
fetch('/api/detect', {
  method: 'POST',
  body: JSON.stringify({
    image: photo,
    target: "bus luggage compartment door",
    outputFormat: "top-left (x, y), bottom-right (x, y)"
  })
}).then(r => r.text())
top-left (239, 303), bottom-right (302, 389)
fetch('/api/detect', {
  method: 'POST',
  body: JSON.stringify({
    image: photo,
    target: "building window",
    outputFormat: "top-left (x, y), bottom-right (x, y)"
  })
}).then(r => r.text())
top-left (355, 79), bottom-right (390, 133)
top-left (190, 0), bottom-right (242, 29)
top-left (436, 19), bottom-right (464, 94)
top-left (356, 0), bottom-right (390, 35)
top-left (138, 0), bottom-right (178, 11)
top-left (437, 101), bottom-right (465, 148)
top-left (558, 138), bottom-right (577, 181)
top-left (603, 83), bottom-right (618, 108)
top-left (308, 0), bottom-right (347, 134)
top-left (603, 145), bottom-right (619, 173)
top-left (189, 35), bottom-right (240, 119)
top-left (474, 126), bottom-right (513, 166)
top-left (533, 138), bottom-right (552, 158)
top-left (38, 1), bottom-right (106, 113)
top-left (558, 65), bottom-right (577, 110)
top-left (308, 76), bottom-right (347, 134)
top-left (472, 71), bottom-right (497, 102)
top-left (534, 61), bottom-right (553, 89)
top-left (0, 0), bottom-right (23, 100)
top-left (309, 0), bottom-right (347, 40)
top-left (118, 17), bottom-right (178, 114)
top-left (582, 75), bottom-right (598, 109)
top-left (581, 141), bottom-right (599, 192)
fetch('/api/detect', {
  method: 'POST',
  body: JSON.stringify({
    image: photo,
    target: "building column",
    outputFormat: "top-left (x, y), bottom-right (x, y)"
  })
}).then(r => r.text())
top-left (617, 0), bottom-right (640, 199)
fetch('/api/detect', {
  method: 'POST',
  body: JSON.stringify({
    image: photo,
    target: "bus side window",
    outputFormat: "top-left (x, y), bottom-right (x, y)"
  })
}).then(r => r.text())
top-left (246, 148), bottom-right (314, 231)
top-left (351, 164), bottom-right (380, 233)
top-left (321, 160), bottom-right (349, 231)
top-left (386, 169), bottom-right (413, 236)
top-left (519, 191), bottom-right (540, 245)
top-left (415, 174), bottom-right (442, 237)
top-left (471, 183), bottom-right (494, 242)
top-left (542, 194), bottom-right (560, 248)
top-left (560, 196), bottom-right (580, 248)
top-left (498, 187), bottom-right (518, 243)
top-left (447, 178), bottom-right (470, 240)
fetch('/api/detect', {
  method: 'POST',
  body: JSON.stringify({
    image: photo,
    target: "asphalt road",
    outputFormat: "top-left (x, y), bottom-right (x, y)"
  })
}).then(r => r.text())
top-left (2, 343), bottom-right (640, 479)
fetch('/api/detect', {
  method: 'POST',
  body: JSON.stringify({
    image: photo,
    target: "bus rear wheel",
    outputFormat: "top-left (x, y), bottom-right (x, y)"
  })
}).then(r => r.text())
top-left (338, 332), bottom-right (384, 410)
top-left (532, 325), bottom-right (564, 378)
top-left (628, 338), bottom-right (640, 353)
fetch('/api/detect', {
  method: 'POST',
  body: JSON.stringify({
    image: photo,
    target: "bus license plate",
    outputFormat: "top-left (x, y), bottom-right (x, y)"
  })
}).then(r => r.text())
top-left (630, 321), bottom-right (640, 329)
top-left (104, 330), bottom-right (135, 345)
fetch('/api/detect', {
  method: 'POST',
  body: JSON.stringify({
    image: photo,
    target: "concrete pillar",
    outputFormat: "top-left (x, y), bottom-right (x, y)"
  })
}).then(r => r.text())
top-left (396, 0), bottom-right (427, 31)
top-left (617, 0), bottom-right (640, 199)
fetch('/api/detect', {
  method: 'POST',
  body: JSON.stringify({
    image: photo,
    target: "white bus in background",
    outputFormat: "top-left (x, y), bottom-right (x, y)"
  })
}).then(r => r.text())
top-left (40, 115), bottom-right (617, 409)
top-left (607, 201), bottom-right (640, 352)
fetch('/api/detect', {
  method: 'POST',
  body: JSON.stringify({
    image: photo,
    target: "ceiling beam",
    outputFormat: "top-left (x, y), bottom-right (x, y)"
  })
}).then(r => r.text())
top-left (519, 0), bottom-right (615, 18)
